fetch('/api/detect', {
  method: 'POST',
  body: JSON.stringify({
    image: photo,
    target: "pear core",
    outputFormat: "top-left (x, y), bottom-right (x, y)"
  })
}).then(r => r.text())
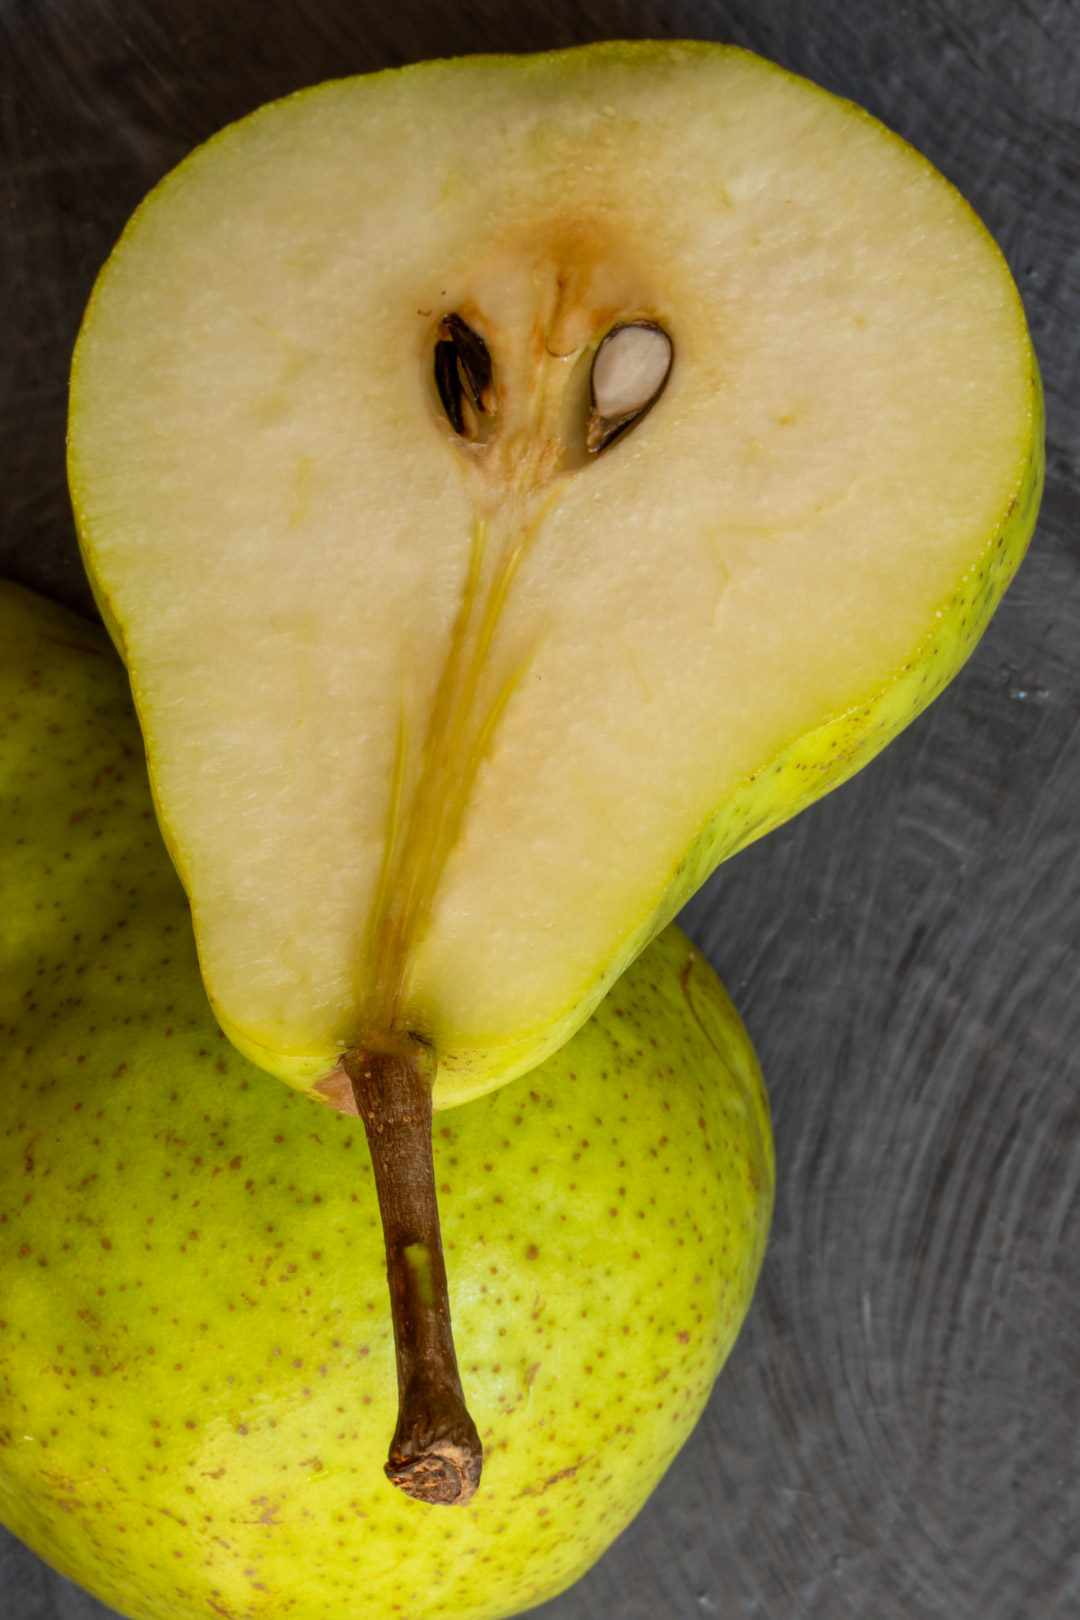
top-left (69, 42), bottom-right (1042, 1102)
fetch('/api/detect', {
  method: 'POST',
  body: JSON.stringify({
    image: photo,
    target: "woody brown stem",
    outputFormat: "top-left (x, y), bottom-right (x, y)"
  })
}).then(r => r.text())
top-left (341, 1045), bottom-right (482, 1505)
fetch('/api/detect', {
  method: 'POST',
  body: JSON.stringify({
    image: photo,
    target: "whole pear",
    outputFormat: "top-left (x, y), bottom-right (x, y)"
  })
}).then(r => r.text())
top-left (0, 580), bottom-right (773, 1620)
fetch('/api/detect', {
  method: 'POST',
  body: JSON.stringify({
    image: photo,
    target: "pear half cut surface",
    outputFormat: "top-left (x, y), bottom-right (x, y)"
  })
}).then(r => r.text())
top-left (70, 41), bottom-right (1042, 1106)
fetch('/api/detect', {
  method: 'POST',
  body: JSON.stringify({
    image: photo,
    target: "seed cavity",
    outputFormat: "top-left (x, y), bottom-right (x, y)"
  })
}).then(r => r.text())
top-left (587, 321), bottom-right (673, 454)
top-left (435, 314), bottom-right (495, 440)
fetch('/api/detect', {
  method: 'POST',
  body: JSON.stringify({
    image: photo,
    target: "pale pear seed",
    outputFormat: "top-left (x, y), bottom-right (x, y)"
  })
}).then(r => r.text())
top-left (587, 320), bottom-right (673, 453)
top-left (591, 322), bottom-right (672, 418)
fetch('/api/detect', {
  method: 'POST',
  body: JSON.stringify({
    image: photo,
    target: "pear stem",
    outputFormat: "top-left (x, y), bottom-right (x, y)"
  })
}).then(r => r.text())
top-left (341, 1046), bottom-right (482, 1505)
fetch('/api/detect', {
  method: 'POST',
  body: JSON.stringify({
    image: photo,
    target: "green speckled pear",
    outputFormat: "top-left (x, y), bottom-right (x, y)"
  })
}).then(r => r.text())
top-left (0, 580), bottom-right (773, 1620)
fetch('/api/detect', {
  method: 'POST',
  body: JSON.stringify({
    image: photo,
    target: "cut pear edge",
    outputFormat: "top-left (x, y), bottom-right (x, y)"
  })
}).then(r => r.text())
top-left (68, 39), bottom-right (1044, 1102)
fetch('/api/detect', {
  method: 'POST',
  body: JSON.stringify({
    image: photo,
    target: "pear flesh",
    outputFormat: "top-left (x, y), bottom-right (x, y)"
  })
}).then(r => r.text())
top-left (0, 580), bottom-right (773, 1620)
top-left (69, 42), bottom-right (1042, 1104)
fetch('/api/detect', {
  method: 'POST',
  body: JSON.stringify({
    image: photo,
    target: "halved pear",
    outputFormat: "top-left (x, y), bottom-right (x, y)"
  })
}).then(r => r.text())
top-left (70, 43), bottom-right (1041, 1110)
top-left (68, 40), bottom-right (1040, 1497)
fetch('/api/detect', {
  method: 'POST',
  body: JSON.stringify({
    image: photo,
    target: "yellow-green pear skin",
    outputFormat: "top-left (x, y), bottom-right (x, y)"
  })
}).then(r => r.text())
top-left (0, 580), bottom-right (773, 1620)
top-left (666, 427), bottom-right (1043, 900)
top-left (69, 41), bottom-right (1043, 1106)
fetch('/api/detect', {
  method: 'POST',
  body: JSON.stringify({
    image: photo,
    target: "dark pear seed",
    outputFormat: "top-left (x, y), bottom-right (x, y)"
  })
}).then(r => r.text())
top-left (440, 314), bottom-right (494, 413)
top-left (587, 320), bottom-right (673, 454)
top-left (434, 338), bottom-right (467, 436)
top-left (435, 313), bottom-right (495, 439)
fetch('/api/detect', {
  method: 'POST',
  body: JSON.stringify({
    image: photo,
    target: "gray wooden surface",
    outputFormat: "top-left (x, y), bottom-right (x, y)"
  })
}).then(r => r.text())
top-left (2, 2), bottom-right (1078, 1616)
